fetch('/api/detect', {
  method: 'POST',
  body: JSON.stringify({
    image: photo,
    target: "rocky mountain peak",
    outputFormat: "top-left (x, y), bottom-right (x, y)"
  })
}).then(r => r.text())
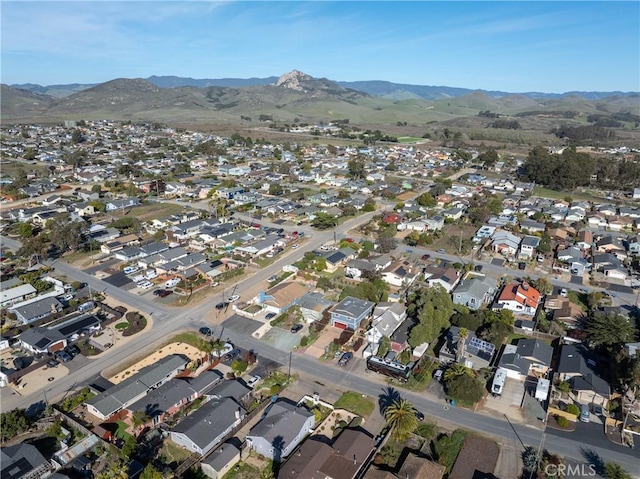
top-left (274, 70), bottom-right (314, 91)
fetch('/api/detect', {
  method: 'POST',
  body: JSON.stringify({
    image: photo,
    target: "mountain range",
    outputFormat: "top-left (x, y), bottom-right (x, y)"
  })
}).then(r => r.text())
top-left (10, 73), bottom-right (638, 101)
top-left (2, 70), bottom-right (638, 126)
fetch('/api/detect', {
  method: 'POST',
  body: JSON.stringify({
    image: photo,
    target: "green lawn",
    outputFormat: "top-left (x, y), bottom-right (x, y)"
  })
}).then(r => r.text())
top-left (397, 136), bottom-right (426, 143)
top-left (532, 186), bottom-right (602, 202)
top-left (333, 391), bottom-right (375, 417)
top-left (221, 461), bottom-right (261, 479)
top-left (159, 439), bottom-right (193, 465)
top-left (163, 332), bottom-right (215, 352)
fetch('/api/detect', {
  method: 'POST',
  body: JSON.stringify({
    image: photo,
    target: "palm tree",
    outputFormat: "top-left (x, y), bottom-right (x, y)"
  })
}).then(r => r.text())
top-left (384, 398), bottom-right (419, 441)
top-left (456, 327), bottom-right (468, 363)
top-left (444, 363), bottom-right (473, 382)
top-left (131, 410), bottom-right (151, 431)
top-left (532, 277), bottom-right (552, 295)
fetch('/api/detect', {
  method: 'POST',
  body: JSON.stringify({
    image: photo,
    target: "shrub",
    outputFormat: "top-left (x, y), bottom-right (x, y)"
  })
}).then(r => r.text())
top-left (300, 335), bottom-right (309, 347)
top-left (556, 415), bottom-right (569, 428)
top-left (565, 404), bottom-right (580, 416)
top-left (270, 384), bottom-right (282, 395)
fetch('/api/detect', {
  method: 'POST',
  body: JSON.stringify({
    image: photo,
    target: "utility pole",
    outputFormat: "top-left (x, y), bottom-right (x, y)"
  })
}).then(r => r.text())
top-left (288, 351), bottom-right (292, 380)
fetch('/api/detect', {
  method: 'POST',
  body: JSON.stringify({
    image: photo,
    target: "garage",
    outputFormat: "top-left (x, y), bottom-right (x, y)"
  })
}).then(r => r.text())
top-left (333, 322), bottom-right (347, 330)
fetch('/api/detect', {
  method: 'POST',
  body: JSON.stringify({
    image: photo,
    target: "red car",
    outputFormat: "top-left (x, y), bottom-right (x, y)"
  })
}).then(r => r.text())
top-left (421, 254), bottom-right (430, 260)
top-left (158, 290), bottom-right (173, 298)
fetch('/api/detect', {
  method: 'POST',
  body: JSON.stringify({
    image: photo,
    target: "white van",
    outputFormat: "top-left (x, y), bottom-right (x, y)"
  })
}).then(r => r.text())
top-left (579, 403), bottom-right (590, 423)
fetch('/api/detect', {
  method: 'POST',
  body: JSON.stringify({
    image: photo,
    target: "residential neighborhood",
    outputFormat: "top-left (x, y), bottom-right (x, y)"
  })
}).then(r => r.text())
top-left (0, 120), bottom-right (639, 479)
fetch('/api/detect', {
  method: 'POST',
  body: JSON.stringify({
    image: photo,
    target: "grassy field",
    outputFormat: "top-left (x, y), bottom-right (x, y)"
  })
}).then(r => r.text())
top-left (163, 332), bottom-right (215, 352)
top-left (397, 136), bottom-right (426, 143)
top-left (333, 391), bottom-right (375, 417)
top-left (124, 202), bottom-right (187, 221)
top-left (159, 440), bottom-right (193, 465)
top-left (532, 186), bottom-right (603, 202)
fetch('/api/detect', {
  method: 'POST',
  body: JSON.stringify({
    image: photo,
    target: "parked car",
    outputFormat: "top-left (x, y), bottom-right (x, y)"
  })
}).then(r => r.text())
top-left (158, 290), bottom-right (173, 298)
top-left (338, 352), bottom-right (353, 366)
top-left (421, 254), bottom-right (430, 260)
top-left (46, 359), bottom-right (59, 368)
top-left (474, 265), bottom-right (484, 272)
top-left (63, 293), bottom-right (74, 301)
top-left (213, 342), bottom-right (234, 357)
top-left (291, 243), bottom-right (299, 249)
top-left (414, 409), bottom-right (425, 421)
top-left (153, 289), bottom-right (164, 296)
top-left (559, 288), bottom-right (568, 297)
top-left (215, 302), bottom-right (227, 310)
top-left (228, 294), bottom-right (240, 302)
top-left (246, 375), bottom-right (261, 388)
top-left (433, 369), bottom-right (444, 382)
top-left (268, 275), bottom-right (278, 282)
top-left (290, 324), bottom-right (303, 333)
top-left (55, 351), bottom-right (73, 362)
top-left (138, 281), bottom-right (153, 289)
top-left (65, 344), bottom-right (80, 356)
top-left (199, 327), bottom-right (212, 336)
top-left (265, 312), bottom-right (276, 320)
top-left (223, 349), bottom-right (241, 362)
top-left (580, 403), bottom-right (590, 423)
top-left (437, 249), bottom-right (446, 254)
top-left (124, 266), bottom-right (139, 274)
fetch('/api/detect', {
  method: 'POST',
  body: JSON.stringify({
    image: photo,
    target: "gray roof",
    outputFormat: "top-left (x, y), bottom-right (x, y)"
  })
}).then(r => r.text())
top-left (558, 344), bottom-right (610, 397)
top-left (1, 443), bottom-right (50, 479)
top-left (202, 442), bottom-right (241, 471)
top-left (208, 379), bottom-right (251, 401)
top-left (498, 344), bottom-right (534, 375)
top-left (332, 296), bottom-right (375, 319)
top-left (516, 339), bottom-right (553, 366)
top-left (19, 326), bottom-right (66, 350)
top-left (127, 370), bottom-right (222, 417)
top-left (297, 292), bottom-right (335, 312)
top-left (11, 297), bottom-right (62, 322)
top-left (86, 354), bottom-right (188, 418)
top-left (248, 400), bottom-right (314, 447)
top-left (453, 276), bottom-right (494, 299)
top-left (172, 397), bottom-right (244, 449)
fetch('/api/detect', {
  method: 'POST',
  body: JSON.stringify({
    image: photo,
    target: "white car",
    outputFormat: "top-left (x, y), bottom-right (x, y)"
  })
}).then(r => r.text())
top-left (138, 281), bottom-right (153, 289)
top-left (62, 293), bottom-right (74, 301)
top-left (559, 288), bottom-right (568, 297)
top-left (228, 294), bottom-right (240, 302)
top-left (165, 278), bottom-right (181, 288)
top-left (213, 342), bottom-right (234, 357)
top-left (246, 375), bottom-right (261, 388)
top-left (124, 266), bottom-right (139, 274)
top-left (291, 243), bottom-right (299, 249)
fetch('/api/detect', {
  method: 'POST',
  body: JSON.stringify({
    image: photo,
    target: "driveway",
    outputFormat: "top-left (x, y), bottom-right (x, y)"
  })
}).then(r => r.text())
top-left (479, 377), bottom-right (526, 422)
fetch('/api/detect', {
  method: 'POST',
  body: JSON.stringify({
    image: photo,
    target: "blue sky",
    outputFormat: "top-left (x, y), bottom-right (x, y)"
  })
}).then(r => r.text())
top-left (2, 1), bottom-right (639, 93)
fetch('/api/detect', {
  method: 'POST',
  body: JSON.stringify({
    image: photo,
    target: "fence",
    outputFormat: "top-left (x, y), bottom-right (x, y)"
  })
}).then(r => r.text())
top-left (513, 327), bottom-right (559, 342)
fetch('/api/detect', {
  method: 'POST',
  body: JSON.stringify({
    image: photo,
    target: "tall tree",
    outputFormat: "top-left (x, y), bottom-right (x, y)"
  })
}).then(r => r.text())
top-left (384, 398), bottom-right (419, 441)
top-left (444, 363), bottom-right (473, 382)
top-left (585, 312), bottom-right (635, 349)
top-left (456, 327), bottom-right (468, 363)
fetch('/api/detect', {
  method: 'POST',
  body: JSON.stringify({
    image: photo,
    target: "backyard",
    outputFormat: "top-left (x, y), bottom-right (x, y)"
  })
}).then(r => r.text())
top-left (333, 391), bottom-right (375, 417)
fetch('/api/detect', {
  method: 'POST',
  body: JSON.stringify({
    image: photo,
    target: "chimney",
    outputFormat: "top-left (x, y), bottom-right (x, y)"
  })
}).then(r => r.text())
top-left (353, 454), bottom-right (357, 465)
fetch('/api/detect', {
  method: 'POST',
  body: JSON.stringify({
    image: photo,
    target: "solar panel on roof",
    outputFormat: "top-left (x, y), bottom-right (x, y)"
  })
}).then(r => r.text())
top-left (469, 336), bottom-right (494, 354)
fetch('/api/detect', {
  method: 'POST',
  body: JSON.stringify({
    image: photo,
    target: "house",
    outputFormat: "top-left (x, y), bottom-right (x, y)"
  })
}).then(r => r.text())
top-left (556, 344), bottom-right (610, 406)
top-left (364, 452), bottom-right (445, 479)
top-left (297, 292), bottom-right (335, 324)
top-left (497, 339), bottom-right (553, 380)
top-left (170, 397), bottom-right (245, 456)
top-left (365, 303), bottom-right (407, 346)
top-left (0, 443), bottom-right (53, 479)
top-left (126, 370), bottom-right (223, 426)
top-left (11, 297), bottom-right (63, 324)
top-left (491, 231), bottom-right (521, 257)
top-left (576, 230), bottom-right (594, 250)
top-left (256, 281), bottom-right (308, 315)
top-left (201, 442), bottom-right (241, 479)
top-left (245, 399), bottom-right (315, 461)
top-left (518, 235), bottom-right (540, 259)
top-left (317, 247), bottom-right (356, 272)
top-left (380, 260), bottom-right (420, 288)
top-left (494, 282), bottom-right (541, 317)
top-left (85, 355), bottom-right (189, 420)
top-left (278, 426), bottom-right (374, 479)
top-left (330, 296), bottom-right (375, 330)
top-left (0, 283), bottom-right (37, 307)
top-left (423, 267), bottom-right (460, 293)
top-left (451, 275), bottom-right (496, 310)
top-left (389, 318), bottom-right (415, 354)
top-left (18, 327), bottom-right (67, 354)
top-left (438, 326), bottom-right (495, 369)
top-left (105, 197), bottom-right (141, 211)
